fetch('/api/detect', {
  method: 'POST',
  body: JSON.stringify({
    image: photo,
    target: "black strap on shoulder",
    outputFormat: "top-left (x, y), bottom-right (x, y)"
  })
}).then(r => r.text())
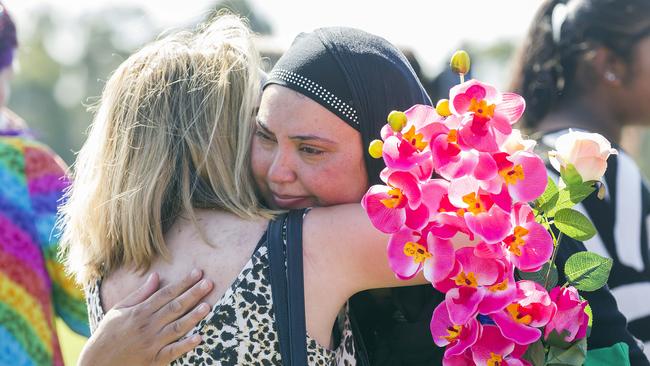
top-left (286, 209), bottom-right (308, 364)
top-left (268, 212), bottom-right (290, 362)
top-left (267, 209), bottom-right (308, 366)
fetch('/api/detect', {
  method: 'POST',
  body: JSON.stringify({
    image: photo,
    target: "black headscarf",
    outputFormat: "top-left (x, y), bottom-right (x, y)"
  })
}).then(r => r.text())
top-left (264, 27), bottom-right (431, 186)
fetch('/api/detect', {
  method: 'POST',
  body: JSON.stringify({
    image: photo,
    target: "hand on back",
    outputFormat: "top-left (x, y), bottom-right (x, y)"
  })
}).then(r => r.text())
top-left (78, 270), bottom-right (213, 366)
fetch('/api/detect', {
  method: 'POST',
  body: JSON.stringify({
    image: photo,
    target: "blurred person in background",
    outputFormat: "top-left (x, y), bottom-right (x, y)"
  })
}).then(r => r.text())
top-left (0, 2), bottom-right (90, 365)
top-left (511, 0), bottom-right (650, 359)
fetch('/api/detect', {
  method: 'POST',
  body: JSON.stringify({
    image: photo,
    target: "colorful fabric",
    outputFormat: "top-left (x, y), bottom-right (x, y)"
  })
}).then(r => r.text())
top-left (0, 134), bottom-right (89, 366)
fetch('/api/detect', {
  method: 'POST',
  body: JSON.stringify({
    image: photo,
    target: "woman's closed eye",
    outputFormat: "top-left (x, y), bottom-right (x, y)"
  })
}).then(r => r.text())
top-left (255, 129), bottom-right (276, 144)
top-left (299, 145), bottom-right (325, 156)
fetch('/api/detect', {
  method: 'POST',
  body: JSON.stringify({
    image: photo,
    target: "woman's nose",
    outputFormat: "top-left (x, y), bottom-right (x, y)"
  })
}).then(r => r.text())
top-left (267, 150), bottom-right (297, 184)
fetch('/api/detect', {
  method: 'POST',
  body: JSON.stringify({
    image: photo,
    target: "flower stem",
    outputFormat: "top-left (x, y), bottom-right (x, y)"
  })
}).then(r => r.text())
top-left (544, 233), bottom-right (563, 288)
top-left (543, 215), bottom-right (563, 289)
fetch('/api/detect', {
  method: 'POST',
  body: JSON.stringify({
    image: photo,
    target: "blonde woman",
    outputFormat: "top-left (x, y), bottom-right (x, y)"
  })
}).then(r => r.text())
top-left (61, 15), bottom-right (428, 365)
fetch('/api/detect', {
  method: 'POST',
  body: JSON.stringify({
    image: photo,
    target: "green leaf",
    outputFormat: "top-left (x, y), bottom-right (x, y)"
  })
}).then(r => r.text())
top-left (554, 208), bottom-right (597, 241)
top-left (537, 177), bottom-right (559, 213)
top-left (547, 185), bottom-right (596, 217)
top-left (517, 262), bottom-right (558, 291)
top-left (546, 338), bottom-right (588, 366)
top-left (523, 339), bottom-right (546, 366)
top-left (565, 252), bottom-right (613, 292)
top-left (567, 184), bottom-right (597, 206)
top-left (546, 329), bottom-right (574, 349)
top-left (561, 164), bottom-right (583, 188)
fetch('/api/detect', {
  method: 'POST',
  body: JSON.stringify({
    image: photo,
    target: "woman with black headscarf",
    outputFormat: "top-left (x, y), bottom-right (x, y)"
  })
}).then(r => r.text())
top-left (255, 26), bottom-right (648, 365)
top-left (254, 26), bottom-right (444, 365)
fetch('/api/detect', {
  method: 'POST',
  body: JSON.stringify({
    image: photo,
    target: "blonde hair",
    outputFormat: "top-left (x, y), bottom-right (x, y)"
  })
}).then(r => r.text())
top-left (59, 15), bottom-right (273, 286)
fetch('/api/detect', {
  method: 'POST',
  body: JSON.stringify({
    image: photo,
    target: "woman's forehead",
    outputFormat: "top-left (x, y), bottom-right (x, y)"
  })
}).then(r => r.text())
top-left (259, 85), bottom-right (359, 138)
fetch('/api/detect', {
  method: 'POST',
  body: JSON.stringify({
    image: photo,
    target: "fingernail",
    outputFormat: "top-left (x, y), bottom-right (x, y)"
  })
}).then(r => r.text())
top-left (197, 303), bottom-right (209, 313)
top-left (192, 334), bottom-right (202, 343)
top-left (200, 279), bottom-right (210, 290)
top-left (191, 269), bottom-right (201, 280)
top-left (147, 272), bottom-right (156, 283)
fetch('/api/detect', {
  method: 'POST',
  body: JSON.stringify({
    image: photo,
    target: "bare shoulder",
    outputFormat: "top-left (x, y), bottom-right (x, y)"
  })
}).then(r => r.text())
top-left (100, 266), bottom-right (147, 311)
top-left (101, 211), bottom-right (268, 312)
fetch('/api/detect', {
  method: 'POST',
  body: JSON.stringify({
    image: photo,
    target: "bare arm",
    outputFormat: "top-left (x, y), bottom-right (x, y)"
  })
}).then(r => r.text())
top-left (304, 204), bottom-right (427, 300)
top-left (301, 204), bottom-right (428, 346)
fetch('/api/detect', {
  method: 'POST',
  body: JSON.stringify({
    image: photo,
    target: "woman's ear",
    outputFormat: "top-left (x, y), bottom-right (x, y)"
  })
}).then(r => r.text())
top-left (591, 46), bottom-right (627, 87)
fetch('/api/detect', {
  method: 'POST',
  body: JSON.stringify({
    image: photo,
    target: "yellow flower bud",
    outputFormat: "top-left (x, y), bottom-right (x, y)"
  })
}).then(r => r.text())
top-left (450, 50), bottom-right (471, 75)
top-left (436, 99), bottom-right (451, 117)
top-left (387, 110), bottom-right (407, 132)
top-left (368, 139), bottom-right (384, 159)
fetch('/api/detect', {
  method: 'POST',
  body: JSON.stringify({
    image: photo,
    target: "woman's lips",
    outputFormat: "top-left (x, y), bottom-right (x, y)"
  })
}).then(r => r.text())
top-left (271, 194), bottom-right (312, 209)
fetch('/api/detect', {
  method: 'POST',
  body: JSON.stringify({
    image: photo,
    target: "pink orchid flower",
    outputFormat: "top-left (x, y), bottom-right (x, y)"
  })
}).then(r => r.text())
top-left (470, 325), bottom-right (527, 366)
top-left (444, 247), bottom-right (515, 324)
top-left (431, 301), bottom-right (482, 358)
top-left (544, 286), bottom-right (589, 343)
top-left (434, 141), bottom-right (499, 183)
top-left (448, 176), bottom-right (513, 244)
top-left (449, 80), bottom-right (525, 152)
top-left (430, 125), bottom-right (466, 177)
top-left (379, 160), bottom-right (433, 185)
top-left (382, 130), bottom-right (432, 171)
top-left (361, 171), bottom-right (428, 233)
top-left (492, 280), bottom-right (557, 345)
top-left (475, 204), bottom-right (553, 272)
top-left (381, 105), bottom-right (443, 172)
top-left (477, 265), bottom-right (518, 316)
top-left (493, 151), bottom-right (547, 204)
top-left (505, 204), bottom-right (553, 272)
top-left (420, 179), bottom-right (474, 241)
top-left (387, 229), bottom-right (455, 282)
top-left (405, 104), bottom-right (448, 131)
top-left (442, 351), bottom-right (475, 366)
top-left (425, 115), bottom-right (499, 183)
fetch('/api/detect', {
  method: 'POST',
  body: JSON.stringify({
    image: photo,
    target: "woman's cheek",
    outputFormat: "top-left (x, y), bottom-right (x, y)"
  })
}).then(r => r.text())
top-left (250, 144), bottom-right (269, 185)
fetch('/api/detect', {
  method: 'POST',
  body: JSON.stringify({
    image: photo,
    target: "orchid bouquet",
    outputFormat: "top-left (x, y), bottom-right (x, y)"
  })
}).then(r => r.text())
top-left (361, 51), bottom-right (617, 366)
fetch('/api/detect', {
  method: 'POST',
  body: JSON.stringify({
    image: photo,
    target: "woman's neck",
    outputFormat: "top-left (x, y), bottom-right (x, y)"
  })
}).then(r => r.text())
top-left (537, 98), bottom-right (622, 144)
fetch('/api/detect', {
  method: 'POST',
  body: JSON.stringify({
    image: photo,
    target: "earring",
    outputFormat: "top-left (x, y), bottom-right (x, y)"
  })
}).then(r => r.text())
top-left (605, 71), bottom-right (618, 82)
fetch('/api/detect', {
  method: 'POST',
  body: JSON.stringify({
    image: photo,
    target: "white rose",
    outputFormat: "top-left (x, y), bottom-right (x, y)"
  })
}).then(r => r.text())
top-left (548, 130), bottom-right (617, 182)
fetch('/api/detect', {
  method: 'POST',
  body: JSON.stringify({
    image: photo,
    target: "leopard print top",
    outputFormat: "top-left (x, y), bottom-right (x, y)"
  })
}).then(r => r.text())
top-left (86, 233), bottom-right (357, 365)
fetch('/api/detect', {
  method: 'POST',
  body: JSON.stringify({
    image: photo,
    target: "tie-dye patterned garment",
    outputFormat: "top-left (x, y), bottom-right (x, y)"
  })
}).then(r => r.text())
top-left (0, 133), bottom-right (89, 366)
